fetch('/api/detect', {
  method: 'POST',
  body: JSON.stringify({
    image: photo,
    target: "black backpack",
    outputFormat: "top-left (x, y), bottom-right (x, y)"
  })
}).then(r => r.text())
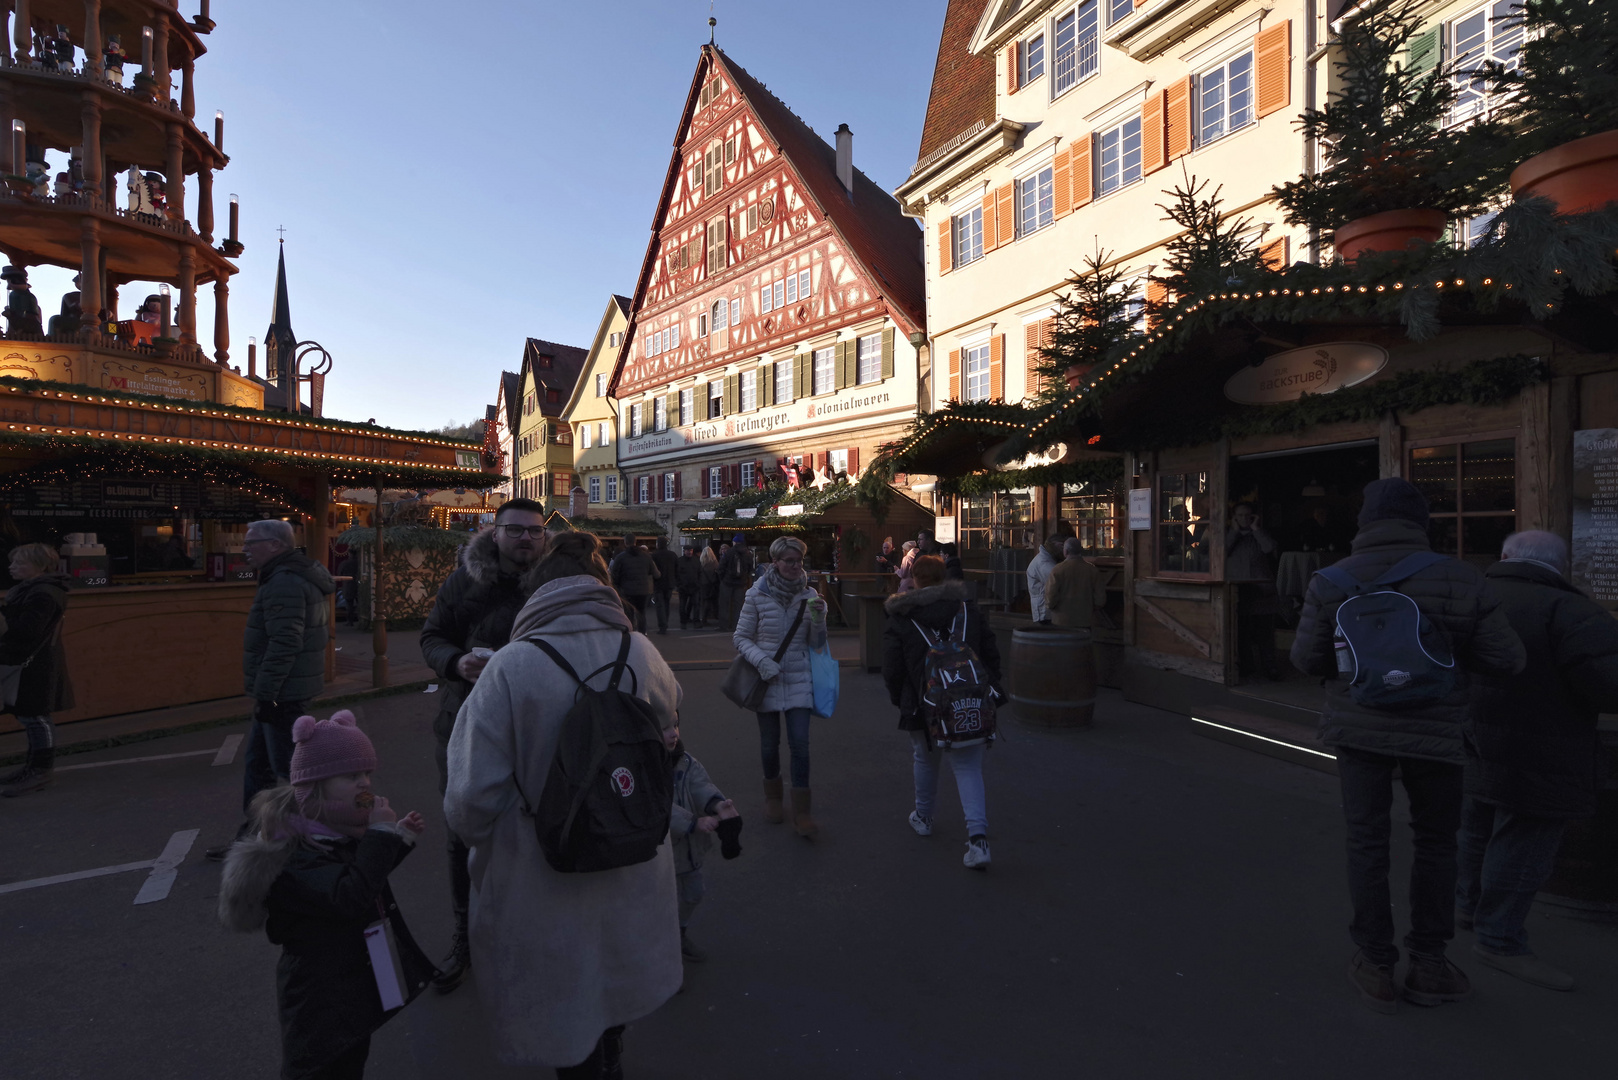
top-left (1316, 552), bottom-right (1457, 710)
top-left (515, 631), bottom-right (673, 873)
top-left (728, 548), bottom-right (755, 584)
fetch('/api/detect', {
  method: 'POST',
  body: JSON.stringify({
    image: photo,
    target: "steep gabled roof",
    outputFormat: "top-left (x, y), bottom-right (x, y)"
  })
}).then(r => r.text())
top-left (914, 0), bottom-right (997, 168)
top-left (612, 46), bottom-right (926, 393)
top-left (520, 338), bottom-right (588, 419)
top-left (495, 370), bottom-right (521, 433)
top-left (711, 46), bottom-right (925, 337)
top-left (562, 295), bottom-right (633, 419)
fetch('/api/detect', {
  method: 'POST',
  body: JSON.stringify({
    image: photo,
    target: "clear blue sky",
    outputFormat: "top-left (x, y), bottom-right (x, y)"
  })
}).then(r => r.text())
top-left (31, 1), bottom-right (947, 431)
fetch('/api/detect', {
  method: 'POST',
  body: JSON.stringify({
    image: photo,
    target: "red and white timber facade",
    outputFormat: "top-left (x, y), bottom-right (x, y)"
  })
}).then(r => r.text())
top-left (612, 45), bottom-right (927, 530)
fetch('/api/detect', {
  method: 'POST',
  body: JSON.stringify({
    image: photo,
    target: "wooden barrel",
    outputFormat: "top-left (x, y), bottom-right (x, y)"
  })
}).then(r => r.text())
top-left (1010, 626), bottom-right (1096, 727)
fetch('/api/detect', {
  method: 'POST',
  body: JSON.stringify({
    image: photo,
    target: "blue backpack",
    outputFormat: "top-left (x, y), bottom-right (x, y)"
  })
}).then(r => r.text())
top-left (1315, 552), bottom-right (1457, 710)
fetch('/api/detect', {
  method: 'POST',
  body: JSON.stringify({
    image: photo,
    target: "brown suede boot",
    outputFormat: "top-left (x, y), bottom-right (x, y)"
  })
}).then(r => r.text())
top-left (790, 787), bottom-right (819, 838)
top-left (763, 777), bottom-right (785, 824)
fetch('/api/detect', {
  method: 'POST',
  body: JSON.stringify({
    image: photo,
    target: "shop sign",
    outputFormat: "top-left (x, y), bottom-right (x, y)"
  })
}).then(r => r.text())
top-left (620, 381), bottom-right (907, 461)
top-left (736, 508), bottom-right (758, 519)
top-left (934, 516), bottom-right (956, 544)
top-left (777, 504), bottom-right (804, 516)
top-left (696, 511), bottom-right (717, 520)
top-left (1129, 488), bottom-right (1152, 531)
top-left (1223, 342), bottom-right (1387, 404)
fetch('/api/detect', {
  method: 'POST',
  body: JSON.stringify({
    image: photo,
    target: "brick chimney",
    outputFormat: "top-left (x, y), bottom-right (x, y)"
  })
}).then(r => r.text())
top-left (835, 123), bottom-right (853, 197)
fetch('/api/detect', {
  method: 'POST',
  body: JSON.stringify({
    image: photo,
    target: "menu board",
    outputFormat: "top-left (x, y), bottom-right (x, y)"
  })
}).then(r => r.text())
top-left (9, 478), bottom-right (285, 522)
top-left (1572, 429), bottom-right (1618, 605)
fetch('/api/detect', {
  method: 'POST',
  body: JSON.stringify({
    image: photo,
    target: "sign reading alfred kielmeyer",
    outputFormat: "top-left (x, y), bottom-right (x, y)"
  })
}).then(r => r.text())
top-left (1223, 342), bottom-right (1388, 404)
top-left (1573, 429), bottom-right (1618, 605)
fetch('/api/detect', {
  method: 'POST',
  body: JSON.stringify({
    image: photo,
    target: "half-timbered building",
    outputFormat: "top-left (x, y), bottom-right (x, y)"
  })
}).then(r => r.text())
top-left (612, 45), bottom-right (928, 531)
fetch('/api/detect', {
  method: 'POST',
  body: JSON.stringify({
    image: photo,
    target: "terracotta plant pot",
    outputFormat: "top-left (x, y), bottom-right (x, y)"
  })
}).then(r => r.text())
top-left (1332, 209), bottom-right (1449, 261)
top-left (1511, 128), bottom-right (1618, 215)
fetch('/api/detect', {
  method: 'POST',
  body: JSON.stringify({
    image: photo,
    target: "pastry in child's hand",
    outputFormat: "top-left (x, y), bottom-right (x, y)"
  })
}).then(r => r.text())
top-left (355, 791), bottom-right (376, 810)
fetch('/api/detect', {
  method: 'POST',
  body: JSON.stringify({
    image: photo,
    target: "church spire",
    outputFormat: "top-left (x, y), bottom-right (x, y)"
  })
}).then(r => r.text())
top-left (264, 240), bottom-right (299, 405)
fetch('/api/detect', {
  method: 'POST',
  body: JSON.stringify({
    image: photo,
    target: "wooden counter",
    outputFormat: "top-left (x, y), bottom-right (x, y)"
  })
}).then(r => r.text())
top-left (1, 581), bottom-right (258, 731)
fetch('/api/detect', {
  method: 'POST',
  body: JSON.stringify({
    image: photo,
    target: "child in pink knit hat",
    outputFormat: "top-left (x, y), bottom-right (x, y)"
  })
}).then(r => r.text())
top-left (218, 709), bottom-right (439, 1079)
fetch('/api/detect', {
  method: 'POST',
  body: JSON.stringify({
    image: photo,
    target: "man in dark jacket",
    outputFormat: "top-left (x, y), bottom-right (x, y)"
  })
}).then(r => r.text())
top-left (1292, 477), bottom-right (1525, 1013)
top-left (881, 557), bottom-right (1004, 869)
top-left (675, 544), bottom-right (703, 629)
top-left (1459, 531), bottom-right (1618, 991)
top-left (717, 534), bottom-right (754, 631)
top-left (418, 497), bottom-right (547, 992)
top-left (209, 520), bottom-right (335, 854)
top-left (611, 534), bottom-right (659, 632)
top-left (650, 536), bottom-right (680, 635)
top-left (0, 543), bottom-right (74, 797)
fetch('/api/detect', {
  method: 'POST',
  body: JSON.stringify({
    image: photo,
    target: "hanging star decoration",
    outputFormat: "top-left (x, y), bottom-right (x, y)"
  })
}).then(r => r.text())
top-left (809, 469), bottom-right (834, 492)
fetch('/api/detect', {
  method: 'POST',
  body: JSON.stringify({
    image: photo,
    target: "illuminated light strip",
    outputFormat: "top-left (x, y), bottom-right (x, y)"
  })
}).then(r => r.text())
top-left (1190, 716), bottom-right (1337, 761)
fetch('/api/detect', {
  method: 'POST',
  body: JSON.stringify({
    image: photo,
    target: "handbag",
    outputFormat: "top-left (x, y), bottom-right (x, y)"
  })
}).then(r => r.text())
top-left (0, 602), bottom-right (60, 711)
top-left (721, 599), bottom-right (807, 710)
top-left (810, 638), bottom-right (840, 718)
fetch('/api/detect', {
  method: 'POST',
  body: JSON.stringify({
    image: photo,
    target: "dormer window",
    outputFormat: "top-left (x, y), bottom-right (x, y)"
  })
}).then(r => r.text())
top-left (538, 354), bottom-right (553, 369)
top-left (699, 78), bottom-right (726, 108)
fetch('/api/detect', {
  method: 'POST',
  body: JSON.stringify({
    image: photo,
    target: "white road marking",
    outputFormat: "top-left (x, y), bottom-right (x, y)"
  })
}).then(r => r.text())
top-left (133, 829), bottom-right (200, 905)
top-left (57, 749), bottom-right (216, 772)
top-left (212, 733), bottom-right (244, 766)
top-left (0, 860), bottom-right (156, 896)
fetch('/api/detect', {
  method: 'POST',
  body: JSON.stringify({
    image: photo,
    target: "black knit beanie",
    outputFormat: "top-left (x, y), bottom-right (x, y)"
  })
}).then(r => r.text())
top-left (1357, 477), bottom-right (1430, 528)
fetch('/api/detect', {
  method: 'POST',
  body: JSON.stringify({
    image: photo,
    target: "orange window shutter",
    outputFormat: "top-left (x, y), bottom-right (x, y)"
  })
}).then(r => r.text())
top-left (1145, 280), bottom-right (1170, 330)
top-left (938, 220), bottom-right (952, 273)
top-left (1261, 236), bottom-right (1289, 270)
top-left (995, 183), bottom-right (1015, 245)
top-left (1165, 80), bottom-right (1192, 159)
top-left (1141, 94), bottom-right (1167, 174)
top-left (1255, 21), bottom-right (1291, 118)
top-left (989, 334), bottom-right (1005, 401)
top-left (1007, 43), bottom-right (1020, 94)
top-left (1054, 147), bottom-right (1073, 218)
top-left (1024, 321), bottom-right (1043, 396)
top-left (848, 447), bottom-right (860, 475)
top-left (982, 191), bottom-right (998, 250)
top-left (948, 348), bottom-right (962, 402)
top-left (1070, 136), bottom-right (1093, 209)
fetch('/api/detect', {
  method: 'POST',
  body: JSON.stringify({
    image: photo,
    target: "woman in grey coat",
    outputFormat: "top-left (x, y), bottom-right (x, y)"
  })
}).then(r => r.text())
top-left (733, 536), bottom-right (827, 837)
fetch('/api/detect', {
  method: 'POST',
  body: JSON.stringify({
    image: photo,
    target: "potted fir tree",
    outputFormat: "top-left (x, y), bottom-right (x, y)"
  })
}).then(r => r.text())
top-left (1036, 251), bottom-right (1141, 396)
top-left (1273, 0), bottom-right (1493, 260)
top-left (1481, 0), bottom-right (1618, 213)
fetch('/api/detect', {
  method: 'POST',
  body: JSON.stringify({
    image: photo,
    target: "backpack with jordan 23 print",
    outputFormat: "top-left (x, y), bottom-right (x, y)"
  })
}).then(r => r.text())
top-left (1316, 552), bottom-right (1458, 710)
top-left (515, 630), bottom-right (673, 873)
top-left (914, 603), bottom-right (998, 749)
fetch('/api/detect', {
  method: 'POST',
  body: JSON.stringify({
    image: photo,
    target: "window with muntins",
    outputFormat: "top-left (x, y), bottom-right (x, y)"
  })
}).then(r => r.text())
top-left (1017, 166), bottom-right (1054, 236)
top-left (1448, 2), bottom-right (1523, 126)
top-left (1105, 0), bottom-right (1133, 26)
top-left (828, 449), bottom-right (848, 477)
top-left (730, 298), bottom-right (741, 325)
top-left (952, 206), bottom-right (984, 267)
top-left (740, 369), bottom-right (757, 412)
top-left (775, 358), bottom-right (794, 403)
top-left (598, 421), bottom-right (609, 446)
top-left (1197, 52), bottom-right (1254, 146)
top-left (711, 299), bottom-right (728, 331)
top-left (741, 462), bottom-right (755, 488)
top-left (588, 475), bottom-right (601, 503)
top-left (605, 474), bottom-right (618, 502)
top-left (1020, 33), bottom-right (1045, 85)
top-left (1409, 438), bottom-right (1516, 565)
top-left (856, 334), bottom-right (882, 385)
top-left (759, 284), bottom-right (773, 314)
top-left (653, 397), bottom-right (667, 432)
top-left (708, 466), bottom-right (723, 498)
top-left (1052, 2), bottom-right (1099, 97)
top-left (1097, 119), bottom-right (1142, 196)
top-left (581, 425), bottom-right (592, 449)
top-left (630, 403), bottom-right (643, 438)
top-left (679, 387), bottom-right (693, 426)
top-left (708, 380), bottom-right (724, 419)
top-left (964, 343), bottom-right (991, 402)
top-left (1158, 471), bottom-right (1210, 574)
top-left (663, 473), bottom-right (676, 501)
top-left (638, 476), bottom-right (650, 503)
top-left (812, 347), bottom-right (835, 396)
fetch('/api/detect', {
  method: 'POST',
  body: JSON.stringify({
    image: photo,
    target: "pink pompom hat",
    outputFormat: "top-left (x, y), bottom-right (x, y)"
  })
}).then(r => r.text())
top-left (290, 710), bottom-right (377, 809)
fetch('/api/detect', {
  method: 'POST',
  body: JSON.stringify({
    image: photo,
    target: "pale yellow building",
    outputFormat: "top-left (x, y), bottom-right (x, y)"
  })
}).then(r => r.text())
top-left (561, 296), bottom-right (634, 513)
top-left (513, 338), bottom-right (588, 512)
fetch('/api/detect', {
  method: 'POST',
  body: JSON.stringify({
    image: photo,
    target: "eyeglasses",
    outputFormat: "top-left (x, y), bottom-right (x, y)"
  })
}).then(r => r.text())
top-left (500, 525), bottom-right (546, 538)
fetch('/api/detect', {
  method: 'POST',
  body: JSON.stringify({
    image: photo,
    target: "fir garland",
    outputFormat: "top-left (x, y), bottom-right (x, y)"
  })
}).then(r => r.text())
top-left (336, 526), bottom-right (471, 552)
top-left (545, 514), bottom-right (664, 535)
top-left (703, 478), bottom-right (860, 519)
top-left (940, 456), bottom-right (1124, 497)
top-left (0, 434), bottom-right (306, 509)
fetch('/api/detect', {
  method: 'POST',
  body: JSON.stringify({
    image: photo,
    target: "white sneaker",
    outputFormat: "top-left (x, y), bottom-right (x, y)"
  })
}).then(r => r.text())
top-left (908, 810), bottom-right (933, 837)
top-left (963, 836), bottom-right (990, 870)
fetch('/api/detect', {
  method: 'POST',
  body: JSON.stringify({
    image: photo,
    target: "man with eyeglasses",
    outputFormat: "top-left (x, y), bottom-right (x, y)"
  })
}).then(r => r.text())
top-left (420, 496), bottom-right (549, 993)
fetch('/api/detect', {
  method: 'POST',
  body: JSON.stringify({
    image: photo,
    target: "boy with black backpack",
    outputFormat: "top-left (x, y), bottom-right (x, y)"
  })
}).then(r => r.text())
top-left (1291, 478), bottom-right (1524, 1015)
top-left (717, 534), bottom-right (755, 632)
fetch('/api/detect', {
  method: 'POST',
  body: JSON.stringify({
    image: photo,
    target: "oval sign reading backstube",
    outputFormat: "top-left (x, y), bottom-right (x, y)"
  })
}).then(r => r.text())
top-left (1223, 342), bottom-right (1388, 405)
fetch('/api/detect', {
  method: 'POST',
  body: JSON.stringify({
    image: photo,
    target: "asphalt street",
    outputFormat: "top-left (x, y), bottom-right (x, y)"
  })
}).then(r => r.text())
top-left (3, 630), bottom-right (1616, 1079)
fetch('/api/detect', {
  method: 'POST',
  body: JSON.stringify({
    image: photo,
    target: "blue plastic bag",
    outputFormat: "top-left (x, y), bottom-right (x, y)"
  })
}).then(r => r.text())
top-left (810, 640), bottom-right (840, 718)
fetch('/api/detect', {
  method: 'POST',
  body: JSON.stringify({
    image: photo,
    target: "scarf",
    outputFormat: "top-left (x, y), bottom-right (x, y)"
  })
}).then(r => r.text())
top-left (511, 574), bottom-right (634, 639)
top-left (762, 566), bottom-right (809, 610)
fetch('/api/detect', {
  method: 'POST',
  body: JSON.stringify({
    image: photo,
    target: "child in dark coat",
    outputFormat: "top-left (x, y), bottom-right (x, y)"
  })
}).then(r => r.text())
top-left (665, 723), bottom-right (741, 963)
top-left (219, 710), bottom-right (438, 1079)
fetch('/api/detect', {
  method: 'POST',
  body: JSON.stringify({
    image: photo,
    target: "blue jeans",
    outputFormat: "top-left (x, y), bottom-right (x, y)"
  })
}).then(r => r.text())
top-left (241, 706), bottom-right (301, 813)
top-left (757, 708), bottom-right (811, 788)
top-left (911, 731), bottom-right (989, 837)
top-left (1456, 797), bottom-right (1567, 956)
top-left (1335, 746), bottom-right (1463, 966)
top-left (16, 714), bottom-right (53, 752)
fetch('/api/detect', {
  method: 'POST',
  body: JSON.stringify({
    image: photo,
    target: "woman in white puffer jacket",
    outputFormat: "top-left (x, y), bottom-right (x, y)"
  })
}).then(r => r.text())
top-left (733, 535), bottom-right (827, 837)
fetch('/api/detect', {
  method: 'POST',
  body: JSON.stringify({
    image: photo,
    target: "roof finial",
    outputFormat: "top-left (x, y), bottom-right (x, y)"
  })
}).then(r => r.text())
top-left (709, 3), bottom-right (716, 45)
top-left (276, 225), bottom-right (286, 244)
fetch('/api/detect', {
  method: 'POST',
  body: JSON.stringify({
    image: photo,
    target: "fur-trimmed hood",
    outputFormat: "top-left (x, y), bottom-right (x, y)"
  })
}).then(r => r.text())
top-left (883, 579), bottom-right (971, 617)
top-left (217, 834), bottom-right (295, 932)
top-left (460, 527), bottom-right (504, 586)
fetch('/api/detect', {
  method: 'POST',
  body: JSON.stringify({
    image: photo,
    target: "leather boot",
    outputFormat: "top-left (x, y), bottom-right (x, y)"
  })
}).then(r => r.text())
top-left (433, 916), bottom-right (471, 994)
top-left (790, 787), bottom-right (819, 838)
top-left (763, 777), bottom-right (784, 824)
top-left (1, 748), bottom-right (53, 798)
